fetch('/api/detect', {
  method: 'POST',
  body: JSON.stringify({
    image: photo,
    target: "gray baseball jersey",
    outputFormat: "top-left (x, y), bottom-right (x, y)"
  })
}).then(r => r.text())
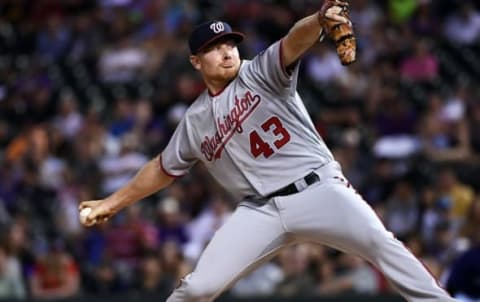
top-left (165, 23), bottom-right (457, 302)
top-left (161, 40), bottom-right (334, 200)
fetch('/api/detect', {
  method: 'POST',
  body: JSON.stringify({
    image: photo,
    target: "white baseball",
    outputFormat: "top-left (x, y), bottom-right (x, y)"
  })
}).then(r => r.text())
top-left (79, 207), bottom-right (94, 225)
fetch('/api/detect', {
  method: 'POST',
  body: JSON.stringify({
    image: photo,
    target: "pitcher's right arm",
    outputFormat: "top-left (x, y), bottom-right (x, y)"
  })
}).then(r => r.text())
top-left (79, 155), bottom-right (174, 226)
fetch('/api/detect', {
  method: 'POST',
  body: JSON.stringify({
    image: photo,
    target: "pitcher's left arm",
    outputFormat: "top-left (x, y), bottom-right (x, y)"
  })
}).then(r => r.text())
top-left (281, 0), bottom-right (350, 67)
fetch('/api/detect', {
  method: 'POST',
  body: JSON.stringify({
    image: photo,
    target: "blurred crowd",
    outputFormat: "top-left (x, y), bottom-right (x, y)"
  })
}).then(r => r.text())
top-left (0, 0), bottom-right (480, 300)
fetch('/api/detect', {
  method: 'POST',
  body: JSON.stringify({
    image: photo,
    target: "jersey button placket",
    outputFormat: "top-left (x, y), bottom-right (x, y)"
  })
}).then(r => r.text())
top-left (213, 96), bottom-right (233, 159)
top-left (211, 97), bottom-right (224, 158)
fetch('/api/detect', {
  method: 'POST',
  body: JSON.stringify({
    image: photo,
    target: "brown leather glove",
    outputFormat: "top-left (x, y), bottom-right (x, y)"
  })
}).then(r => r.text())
top-left (318, 0), bottom-right (356, 65)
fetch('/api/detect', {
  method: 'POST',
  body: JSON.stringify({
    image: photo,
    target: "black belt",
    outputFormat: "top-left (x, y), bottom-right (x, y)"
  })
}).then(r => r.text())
top-left (264, 171), bottom-right (320, 199)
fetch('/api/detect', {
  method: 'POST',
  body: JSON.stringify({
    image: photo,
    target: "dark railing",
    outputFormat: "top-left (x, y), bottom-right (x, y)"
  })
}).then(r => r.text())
top-left (1, 293), bottom-right (406, 302)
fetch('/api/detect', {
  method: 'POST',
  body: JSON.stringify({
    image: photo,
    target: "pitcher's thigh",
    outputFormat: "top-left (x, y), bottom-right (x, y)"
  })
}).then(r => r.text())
top-left (277, 183), bottom-right (391, 256)
top-left (167, 203), bottom-right (289, 302)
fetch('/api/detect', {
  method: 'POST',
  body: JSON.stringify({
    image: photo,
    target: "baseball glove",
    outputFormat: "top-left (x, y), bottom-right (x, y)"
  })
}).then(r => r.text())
top-left (319, 0), bottom-right (356, 65)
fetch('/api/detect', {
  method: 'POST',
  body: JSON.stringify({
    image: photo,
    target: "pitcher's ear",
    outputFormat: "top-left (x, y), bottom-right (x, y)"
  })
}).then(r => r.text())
top-left (190, 55), bottom-right (201, 70)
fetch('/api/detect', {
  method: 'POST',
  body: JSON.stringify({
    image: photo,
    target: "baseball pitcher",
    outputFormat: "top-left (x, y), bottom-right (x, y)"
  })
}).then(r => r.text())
top-left (79, 1), bottom-right (457, 301)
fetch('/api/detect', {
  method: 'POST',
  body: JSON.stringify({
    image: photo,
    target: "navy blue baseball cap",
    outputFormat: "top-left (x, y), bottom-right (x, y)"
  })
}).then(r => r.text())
top-left (189, 21), bottom-right (245, 55)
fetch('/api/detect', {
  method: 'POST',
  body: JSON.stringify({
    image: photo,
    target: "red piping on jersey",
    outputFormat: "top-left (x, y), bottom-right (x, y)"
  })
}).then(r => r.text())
top-left (208, 84), bottom-right (229, 97)
top-left (158, 155), bottom-right (184, 178)
top-left (279, 38), bottom-right (290, 78)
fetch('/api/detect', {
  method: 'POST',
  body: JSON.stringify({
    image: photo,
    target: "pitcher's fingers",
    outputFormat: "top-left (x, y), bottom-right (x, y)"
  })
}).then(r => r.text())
top-left (85, 216), bottom-right (98, 227)
top-left (87, 209), bottom-right (100, 222)
top-left (326, 5), bottom-right (342, 16)
top-left (326, 15), bottom-right (349, 25)
top-left (79, 200), bottom-right (100, 210)
top-left (334, 0), bottom-right (349, 7)
top-left (325, 7), bottom-right (349, 24)
top-left (79, 200), bottom-right (96, 208)
top-left (83, 218), bottom-right (95, 227)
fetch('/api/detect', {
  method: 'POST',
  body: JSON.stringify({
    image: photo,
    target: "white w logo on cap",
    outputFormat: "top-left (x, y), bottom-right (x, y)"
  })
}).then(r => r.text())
top-left (210, 22), bottom-right (225, 34)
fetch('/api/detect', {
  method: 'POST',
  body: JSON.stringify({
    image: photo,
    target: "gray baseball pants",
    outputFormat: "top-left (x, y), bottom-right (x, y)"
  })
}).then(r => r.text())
top-left (167, 161), bottom-right (457, 302)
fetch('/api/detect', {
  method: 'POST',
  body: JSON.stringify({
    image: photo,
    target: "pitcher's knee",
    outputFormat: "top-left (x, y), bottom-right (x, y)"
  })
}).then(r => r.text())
top-left (174, 273), bottom-right (221, 301)
top-left (185, 280), bottom-right (219, 299)
top-left (361, 226), bottom-right (395, 253)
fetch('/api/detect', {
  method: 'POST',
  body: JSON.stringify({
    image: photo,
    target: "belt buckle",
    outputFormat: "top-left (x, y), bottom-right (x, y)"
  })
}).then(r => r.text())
top-left (294, 178), bottom-right (308, 192)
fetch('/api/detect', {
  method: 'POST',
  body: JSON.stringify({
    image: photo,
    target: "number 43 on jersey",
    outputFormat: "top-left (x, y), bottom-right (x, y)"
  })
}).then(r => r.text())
top-left (249, 116), bottom-right (291, 158)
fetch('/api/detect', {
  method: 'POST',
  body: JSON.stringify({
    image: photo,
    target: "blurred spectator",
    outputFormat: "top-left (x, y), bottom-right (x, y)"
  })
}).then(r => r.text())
top-left (83, 259), bottom-right (126, 296)
top-left (108, 98), bottom-right (135, 138)
top-left (173, 73), bottom-right (203, 105)
top-left (317, 254), bottom-right (380, 295)
top-left (306, 46), bottom-right (348, 86)
top-left (360, 159), bottom-right (397, 206)
top-left (385, 180), bottom-right (420, 240)
top-left (459, 197), bottom-right (480, 243)
top-left (410, 1), bottom-right (441, 37)
top-left (36, 14), bottom-right (72, 61)
top-left (82, 225), bottom-right (108, 268)
top-left (156, 196), bottom-right (188, 248)
top-left (11, 159), bottom-right (56, 225)
top-left (419, 187), bottom-right (451, 245)
top-left (131, 99), bottom-right (167, 155)
top-left (357, 25), bottom-right (388, 66)
top-left (29, 240), bottom-right (80, 299)
top-left (159, 241), bottom-right (191, 288)
top-left (166, 103), bottom-right (189, 129)
top-left (446, 244), bottom-right (480, 301)
top-left (4, 218), bottom-right (34, 274)
top-left (442, 84), bottom-right (468, 123)
top-left (231, 262), bottom-right (284, 297)
top-left (54, 172), bottom-right (84, 238)
top-left (99, 37), bottom-right (149, 83)
top-left (444, 2), bottom-right (480, 46)
top-left (52, 92), bottom-right (84, 141)
top-left (419, 96), bottom-right (471, 162)
top-left (133, 252), bottom-right (172, 296)
top-left (0, 242), bottom-right (26, 299)
top-left (336, 64), bottom-right (370, 100)
top-left (467, 101), bottom-right (480, 153)
top-left (74, 107), bottom-right (120, 162)
top-left (436, 169), bottom-right (474, 227)
top-left (372, 93), bottom-right (420, 159)
top-left (400, 39), bottom-right (439, 82)
top-left (275, 244), bottom-right (315, 297)
top-left (104, 205), bottom-right (157, 282)
top-left (425, 221), bottom-right (459, 266)
top-left (350, 0), bottom-right (381, 37)
top-left (99, 133), bottom-right (148, 195)
top-left (183, 194), bottom-right (232, 263)
top-left (69, 12), bottom-right (105, 61)
top-left (374, 94), bottom-right (417, 137)
top-left (331, 141), bottom-right (365, 190)
top-left (388, 0), bottom-right (418, 24)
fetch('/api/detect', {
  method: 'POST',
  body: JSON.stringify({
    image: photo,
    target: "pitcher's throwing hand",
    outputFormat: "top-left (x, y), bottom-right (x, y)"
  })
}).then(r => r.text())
top-left (78, 199), bottom-right (115, 226)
